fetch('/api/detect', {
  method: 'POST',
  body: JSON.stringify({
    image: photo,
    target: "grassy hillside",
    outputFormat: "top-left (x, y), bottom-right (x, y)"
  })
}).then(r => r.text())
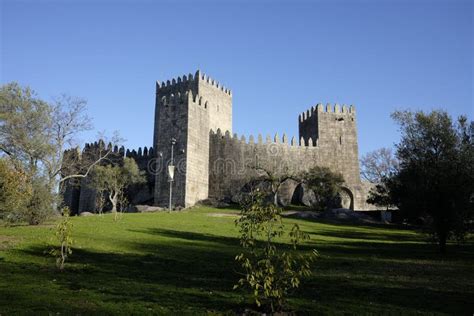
top-left (0, 207), bottom-right (473, 315)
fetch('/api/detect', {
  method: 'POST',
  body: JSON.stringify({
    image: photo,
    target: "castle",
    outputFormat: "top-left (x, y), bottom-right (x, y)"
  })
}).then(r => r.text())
top-left (63, 70), bottom-right (374, 214)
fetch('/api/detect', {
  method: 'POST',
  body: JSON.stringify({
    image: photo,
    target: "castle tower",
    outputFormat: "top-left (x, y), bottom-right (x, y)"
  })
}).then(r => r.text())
top-left (298, 104), bottom-right (360, 185)
top-left (153, 70), bottom-right (233, 207)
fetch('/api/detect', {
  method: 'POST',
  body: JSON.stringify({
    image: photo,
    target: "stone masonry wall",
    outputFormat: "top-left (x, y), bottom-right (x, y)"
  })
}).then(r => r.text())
top-left (153, 93), bottom-right (189, 207)
top-left (299, 104), bottom-right (360, 184)
top-left (185, 94), bottom-right (211, 206)
top-left (208, 104), bottom-right (374, 210)
top-left (153, 71), bottom-right (233, 207)
top-left (63, 142), bottom-right (155, 214)
top-left (197, 72), bottom-right (232, 134)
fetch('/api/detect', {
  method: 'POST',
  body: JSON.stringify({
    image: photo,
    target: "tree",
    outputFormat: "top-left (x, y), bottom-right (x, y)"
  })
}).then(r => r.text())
top-left (42, 94), bottom-right (91, 190)
top-left (0, 158), bottom-right (33, 223)
top-left (0, 83), bottom-right (52, 174)
top-left (373, 110), bottom-right (473, 253)
top-left (360, 147), bottom-right (398, 183)
top-left (252, 165), bottom-right (297, 206)
top-left (26, 177), bottom-right (56, 225)
top-left (367, 182), bottom-right (396, 211)
top-left (300, 166), bottom-right (345, 211)
top-left (90, 157), bottom-right (145, 220)
top-left (49, 207), bottom-right (73, 270)
top-left (234, 189), bottom-right (318, 312)
top-left (0, 82), bottom-right (119, 223)
top-left (362, 148), bottom-right (399, 211)
top-left (94, 187), bottom-right (106, 215)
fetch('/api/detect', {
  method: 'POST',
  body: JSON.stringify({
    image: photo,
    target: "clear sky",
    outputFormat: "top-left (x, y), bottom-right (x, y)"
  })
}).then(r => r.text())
top-left (1, 0), bottom-right (472, 156)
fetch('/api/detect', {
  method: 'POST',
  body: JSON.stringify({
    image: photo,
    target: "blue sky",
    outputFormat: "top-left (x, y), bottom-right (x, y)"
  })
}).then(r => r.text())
top-left (1, 0), bottom-right (472, 156)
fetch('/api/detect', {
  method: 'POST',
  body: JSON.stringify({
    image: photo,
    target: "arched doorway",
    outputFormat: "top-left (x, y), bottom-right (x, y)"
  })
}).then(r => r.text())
top-left (339, 187), bottom-right (354, 210)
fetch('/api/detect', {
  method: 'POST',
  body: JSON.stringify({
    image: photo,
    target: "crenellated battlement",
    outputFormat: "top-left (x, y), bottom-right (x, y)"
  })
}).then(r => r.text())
top-left (80, 141), bottom-right (154, 160)
top-left (158, 90), bottom-right (211, 110)
top-left (125, 146), bottom-right (155, 159)
top-left (156, 72), bottom-right (197, 89)
top-left (197, 70), bottom-right (232, 96)
top-left (188, 91), bottom-right (211, 109)
top-left (156, 72), bottom-right (198, 97)
top-left (299, 103), bottom-right (356, 123)
top-left (210, 129), bottom-right (319, 148)
top-left (156, 70), bottom-right (232, 97)
top-left (83, 140), bottom-right (122, 155)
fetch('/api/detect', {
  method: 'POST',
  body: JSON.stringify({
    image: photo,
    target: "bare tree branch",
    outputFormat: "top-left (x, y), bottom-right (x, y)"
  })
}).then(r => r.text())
top-left (59, 149), bottom-right (112, 183)
top-left (360, 147), bottom-right (399, 183)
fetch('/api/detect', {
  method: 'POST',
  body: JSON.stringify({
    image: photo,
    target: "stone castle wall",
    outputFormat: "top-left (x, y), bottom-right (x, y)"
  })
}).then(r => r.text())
top-left (63, 142), bottom-right (155, 214)
top-left (64, 70), bottom-right (377, 212)
top-left (207, 109), bottom-right (373, 211)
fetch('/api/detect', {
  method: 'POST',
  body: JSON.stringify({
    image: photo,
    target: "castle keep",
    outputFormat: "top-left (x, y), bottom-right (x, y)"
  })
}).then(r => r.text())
top-left (65, 70), bottom-right (374, 214)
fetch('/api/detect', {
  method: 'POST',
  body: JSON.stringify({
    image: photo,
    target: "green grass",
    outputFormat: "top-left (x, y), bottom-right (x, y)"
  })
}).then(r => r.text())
top-left (0, 206), bottom-right (473, 315)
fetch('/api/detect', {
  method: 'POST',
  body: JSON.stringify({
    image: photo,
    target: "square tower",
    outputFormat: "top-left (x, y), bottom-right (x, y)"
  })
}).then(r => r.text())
top-left (153, 71), bottom-right (232, 207)
top-left (298, 103), bottom-right (360, 185)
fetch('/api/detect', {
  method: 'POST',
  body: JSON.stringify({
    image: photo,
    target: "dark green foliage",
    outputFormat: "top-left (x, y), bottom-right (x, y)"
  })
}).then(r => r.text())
top-left (367, 182), bottom-right (395, 210)
top-left (25, 178), bottom-right (56, 225)
top-left (0, 159), bottom-right (55, 226)
top-left (234, 190), bottom-right (318, 312)
top-left (371, 110), bottom-right (474, 252)
top-left (301, 166), bottom-right (345, 211)
top-left (0, 158), bottom-right (33, 223)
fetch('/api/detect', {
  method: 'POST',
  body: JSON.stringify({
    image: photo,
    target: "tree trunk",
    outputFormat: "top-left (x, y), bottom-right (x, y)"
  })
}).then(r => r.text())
top-left (109, 191), bottom-right (118, 213)
top-left (272, 183), bottom-right (279, 206)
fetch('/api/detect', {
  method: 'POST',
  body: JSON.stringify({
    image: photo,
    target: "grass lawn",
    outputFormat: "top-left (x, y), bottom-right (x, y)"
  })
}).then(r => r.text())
top-left (0, 206), bottom-right (473, 315)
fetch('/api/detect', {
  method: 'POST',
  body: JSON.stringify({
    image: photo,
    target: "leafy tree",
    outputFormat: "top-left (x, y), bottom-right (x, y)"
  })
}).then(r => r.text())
top-left (50, 207), bottom-right (73, 270)
top-left (0, 83), bottom-right (52, 174)
top-left (25, 177), bottom-right (56, 225)
top-left (91, 157), bottom-right (145, 220)
top-left (367, 181), bottom-right (396, 211)
top-left (360, 147), bottom-right (398, 183)
top-left (300, 166), bottom-right (345, 211)
top-left (0, 158), bottom-right (33, 223)
top-left (252, 165), bottom-right (297, 206)
top-left (234, 190), bottom-right (318, 312)
top-left (1, 82), bottom-right (119, 223)
top-left (372, 110), bottom-right (473, 253)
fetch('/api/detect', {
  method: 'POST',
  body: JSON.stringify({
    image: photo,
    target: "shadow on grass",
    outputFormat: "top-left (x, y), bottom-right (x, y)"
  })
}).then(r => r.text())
top-left (311, 227), bottom-right (423, 242)
top-left (3, 236), bottom-right (243, 314)
top-left (1, 227), bottom-right (473, 314)
top-left (128, 228), bottom-right (240, 248)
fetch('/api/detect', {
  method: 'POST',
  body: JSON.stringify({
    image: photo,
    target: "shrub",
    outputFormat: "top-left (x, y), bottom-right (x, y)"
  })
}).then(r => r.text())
top-left (0, 158), bottom-right (33, 224)
top-left (234, 190), bottom-right (318, 312)
top-left (24, 178), bottom-right (56, 225)
top-left (49, 207), bottom-right (73, 270)
top-left (301, 166), bottom-right (345, 211)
